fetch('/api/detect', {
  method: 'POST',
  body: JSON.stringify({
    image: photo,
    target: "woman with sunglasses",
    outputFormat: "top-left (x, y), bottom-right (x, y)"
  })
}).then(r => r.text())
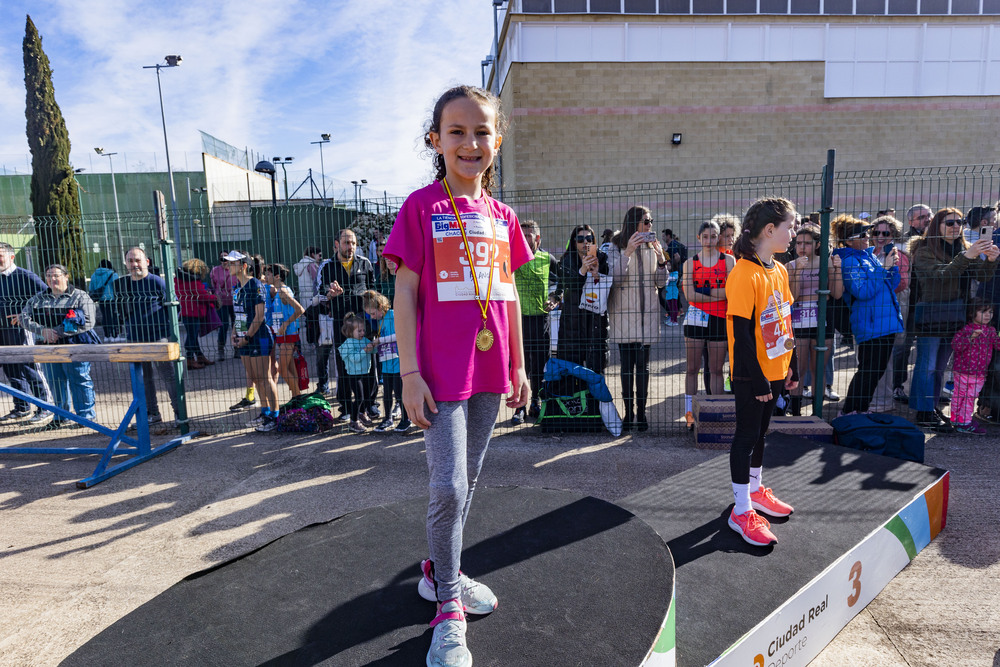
top-left (865, 216), bottom-right (911, 411)
top-left (554, 224), bottom-right (610, 376)
top-left (908, 208), bottom-right (999, 431)
top-left (607, 206), bottom-right (667, 430)
top-left (831, 215), bottom-right (904, 416)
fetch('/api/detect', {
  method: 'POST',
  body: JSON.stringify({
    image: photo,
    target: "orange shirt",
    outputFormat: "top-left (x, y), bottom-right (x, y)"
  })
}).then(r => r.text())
top-left (725, 258), bottom-right (794, 382)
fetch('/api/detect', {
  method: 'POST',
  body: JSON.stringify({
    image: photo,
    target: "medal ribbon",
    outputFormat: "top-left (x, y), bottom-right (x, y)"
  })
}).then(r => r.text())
top-left (755, 253), bottom-right (791, 342)
top-left (441, 177), bottom-right (496, 328)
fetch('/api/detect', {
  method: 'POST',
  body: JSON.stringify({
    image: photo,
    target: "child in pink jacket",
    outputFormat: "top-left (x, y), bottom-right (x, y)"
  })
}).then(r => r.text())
top-left (950, 298), bottom-right (1000, 434)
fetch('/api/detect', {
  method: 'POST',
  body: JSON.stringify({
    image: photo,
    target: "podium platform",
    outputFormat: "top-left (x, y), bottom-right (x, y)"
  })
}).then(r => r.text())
top-left (621, 433), bottom-right (948, 667)
top-left (61, 487), bottom-right (675, 666)
top-left (60, 434), bottom-right (947, 666)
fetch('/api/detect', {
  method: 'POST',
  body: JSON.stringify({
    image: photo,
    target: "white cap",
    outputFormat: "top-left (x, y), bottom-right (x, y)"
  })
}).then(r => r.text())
top-left (222, 250), bottom-right (247, 262)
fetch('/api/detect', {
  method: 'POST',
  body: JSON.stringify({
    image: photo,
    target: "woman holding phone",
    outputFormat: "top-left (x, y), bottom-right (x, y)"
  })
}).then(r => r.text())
top-left (608, 206), bottom-right (667, 430)
top-left (555, 224), bottom-right (610, 375)
top-left (866, 215), bottom-right (911, 411)
top-left (832, 215), bottom-right (904, 416)
top-left (908, 208), bottom-right (999, 430)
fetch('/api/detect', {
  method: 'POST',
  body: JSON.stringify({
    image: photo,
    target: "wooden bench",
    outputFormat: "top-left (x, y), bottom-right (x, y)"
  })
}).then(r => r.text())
top-left (0, 342), bottom-right (196, 488)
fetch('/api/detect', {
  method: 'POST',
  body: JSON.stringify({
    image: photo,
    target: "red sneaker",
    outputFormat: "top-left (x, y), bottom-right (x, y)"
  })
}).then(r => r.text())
top-left (750, 486), bottom-right (794, 517)
top-left (728, 509), bottom-right (778, 546)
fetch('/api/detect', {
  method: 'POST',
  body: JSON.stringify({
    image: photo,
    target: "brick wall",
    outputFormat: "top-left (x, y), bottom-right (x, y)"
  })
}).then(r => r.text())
top-left (500, 60), bottom-right (1000, 191)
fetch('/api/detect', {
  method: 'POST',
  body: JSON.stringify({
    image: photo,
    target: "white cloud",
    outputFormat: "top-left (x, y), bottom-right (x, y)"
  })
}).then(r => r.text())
top-left (0, 0), bottom-right (499, 194)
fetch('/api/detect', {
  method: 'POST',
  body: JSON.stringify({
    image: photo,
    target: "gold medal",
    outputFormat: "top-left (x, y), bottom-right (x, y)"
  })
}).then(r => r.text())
top-left (476, 327), bottom-right (494, 352)
top-left (442, 177), bottom-right (500, 355)
top-left (784, 338), bottom-right (795, 351)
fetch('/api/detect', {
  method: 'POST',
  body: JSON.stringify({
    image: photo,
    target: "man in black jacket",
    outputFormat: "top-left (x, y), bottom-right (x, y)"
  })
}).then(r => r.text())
top-left (315, 229), bottom-right (374, 420)
top-left (0, 242), bottom-right (53, 425)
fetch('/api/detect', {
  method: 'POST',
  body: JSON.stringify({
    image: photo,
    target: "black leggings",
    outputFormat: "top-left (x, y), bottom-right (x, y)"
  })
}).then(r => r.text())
top-left (730, 379), bottom-right (783, 484)
top-left (619, 343), bottom-right (651, 408)
top-left (843, 335), bottom-right (894, 414)
top-left (344, 376), bottom-right (367, 421)
top-left (381, 371), bottom-right (408, 422)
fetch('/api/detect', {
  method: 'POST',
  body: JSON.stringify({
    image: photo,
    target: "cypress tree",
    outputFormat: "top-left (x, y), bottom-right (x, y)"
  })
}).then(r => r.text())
top-left (23, 14), bottom-right (85, 284)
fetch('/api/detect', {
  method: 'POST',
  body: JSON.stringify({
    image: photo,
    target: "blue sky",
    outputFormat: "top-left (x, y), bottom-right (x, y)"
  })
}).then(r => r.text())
top-left (0, 1), bottom-right (500, 199)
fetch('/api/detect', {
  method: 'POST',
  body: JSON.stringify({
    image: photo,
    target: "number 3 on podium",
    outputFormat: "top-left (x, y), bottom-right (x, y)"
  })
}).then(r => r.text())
top-left (847, 560), bottom-right (862, 607)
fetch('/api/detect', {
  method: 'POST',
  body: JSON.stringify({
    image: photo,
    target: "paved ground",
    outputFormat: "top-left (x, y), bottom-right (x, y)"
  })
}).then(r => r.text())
top-left (1, 418), bottom-right (997, 666)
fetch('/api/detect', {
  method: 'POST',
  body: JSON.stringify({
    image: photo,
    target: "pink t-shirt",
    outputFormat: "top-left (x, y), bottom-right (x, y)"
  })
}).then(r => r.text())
top-left (384, 182), bottom-right (533, 402)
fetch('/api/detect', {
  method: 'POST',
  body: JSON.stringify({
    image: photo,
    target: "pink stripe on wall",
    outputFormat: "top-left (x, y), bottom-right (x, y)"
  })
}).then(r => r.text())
top-left (511, 100), bottom-right (1000, 117)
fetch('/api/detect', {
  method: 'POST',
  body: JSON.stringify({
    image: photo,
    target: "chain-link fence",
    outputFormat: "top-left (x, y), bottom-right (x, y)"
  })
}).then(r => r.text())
top-left (2, 157), bottom-right (999, 439)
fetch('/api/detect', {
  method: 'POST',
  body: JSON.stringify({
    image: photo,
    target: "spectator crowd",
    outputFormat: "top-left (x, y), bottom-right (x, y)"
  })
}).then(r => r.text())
top-left (2, 199), bottom-right (1000, 436)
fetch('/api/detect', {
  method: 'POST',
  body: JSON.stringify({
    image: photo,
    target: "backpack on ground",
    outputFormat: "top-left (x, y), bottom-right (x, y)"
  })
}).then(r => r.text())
top-left (537, 388), bottom-right (605, 433)
top-left (277, 392), bottom-right (336, 433)
top-left (831, 413), bottom-right (925, 463)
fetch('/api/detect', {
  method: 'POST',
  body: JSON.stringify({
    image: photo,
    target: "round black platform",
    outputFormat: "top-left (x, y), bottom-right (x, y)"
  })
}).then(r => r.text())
top-left (61, 486), bottom-right (674, 666)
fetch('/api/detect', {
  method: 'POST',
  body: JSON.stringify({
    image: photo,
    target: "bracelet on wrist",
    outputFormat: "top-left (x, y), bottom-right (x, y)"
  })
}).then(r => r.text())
top-left (401, 370), bottom-right (420, 379)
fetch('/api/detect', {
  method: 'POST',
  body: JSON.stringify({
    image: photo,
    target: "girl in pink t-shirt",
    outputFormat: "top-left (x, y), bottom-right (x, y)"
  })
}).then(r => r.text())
top-left (383, 85), bottom-right (532, 667)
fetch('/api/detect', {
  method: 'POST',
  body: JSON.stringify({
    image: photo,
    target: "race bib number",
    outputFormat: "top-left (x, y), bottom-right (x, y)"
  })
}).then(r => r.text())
top-left (760, 292), bottom-right (793, 360)
top-left (792, 302), bottom-right (818, 329)
top-left (378, 340), bottom-right (399, 362)
top-left (432, 210), bottom-right (515, 302)
top-left (684, 305), bottom-right (710, 328)
top-left (270, 309), bottom-right (284, 331)
top-left (234, 311), bottom-right (248, 338)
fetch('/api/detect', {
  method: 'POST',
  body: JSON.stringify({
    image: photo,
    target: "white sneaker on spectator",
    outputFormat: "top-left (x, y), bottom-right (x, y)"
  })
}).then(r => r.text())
top-left (28, 410), bottom-right (53, 426)
top-left (824, 386), bottom-right (840, 401)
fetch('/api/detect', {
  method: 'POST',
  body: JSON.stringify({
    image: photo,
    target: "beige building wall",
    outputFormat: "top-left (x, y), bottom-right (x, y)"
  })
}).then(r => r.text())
top-left (493, 11), bottom-right (1000, 193)
top-left (500, 59), bottom-right (1000, 191)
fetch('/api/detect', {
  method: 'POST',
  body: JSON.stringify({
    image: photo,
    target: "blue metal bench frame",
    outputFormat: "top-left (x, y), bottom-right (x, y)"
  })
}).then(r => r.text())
top-left (0, 362), bottom-right (195, 488)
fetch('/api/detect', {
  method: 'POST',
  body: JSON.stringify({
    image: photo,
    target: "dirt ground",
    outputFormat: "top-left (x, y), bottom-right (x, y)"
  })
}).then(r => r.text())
top-left (0, 413), bottom-right (997, 666)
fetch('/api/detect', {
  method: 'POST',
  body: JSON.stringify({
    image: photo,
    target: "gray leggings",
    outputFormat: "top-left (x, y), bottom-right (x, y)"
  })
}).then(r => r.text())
top-left (425, 392), bottom-right (501, 602)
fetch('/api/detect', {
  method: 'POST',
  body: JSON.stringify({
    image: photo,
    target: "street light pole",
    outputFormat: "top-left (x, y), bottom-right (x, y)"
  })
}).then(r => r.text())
top-left (351, 179), bottom-right (367, 212)
top-left (273, 157), bottom-right (294, 203)
top-left (480, 56), bottom-right (493, 90)
top-left (255, 160), bottom-right (280, 262)
top-left (94, 148), bottom-right (124, 261)
top-left (310, 134), bottom-right (330, 204)
top-left (143, 55), bottom-right (183, 265)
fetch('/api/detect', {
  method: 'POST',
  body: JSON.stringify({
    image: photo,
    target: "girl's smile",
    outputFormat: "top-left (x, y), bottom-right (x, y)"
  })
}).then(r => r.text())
top-left (429, 97), bottom-right (501, 198)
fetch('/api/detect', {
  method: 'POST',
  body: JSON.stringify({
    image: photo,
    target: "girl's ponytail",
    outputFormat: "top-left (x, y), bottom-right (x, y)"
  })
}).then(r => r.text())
top-left (735, 197), bottom-right (795, 260)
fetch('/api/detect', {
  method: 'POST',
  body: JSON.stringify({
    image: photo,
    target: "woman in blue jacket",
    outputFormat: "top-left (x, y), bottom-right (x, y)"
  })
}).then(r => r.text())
top-left (832, 215), bottom-right (904, 415)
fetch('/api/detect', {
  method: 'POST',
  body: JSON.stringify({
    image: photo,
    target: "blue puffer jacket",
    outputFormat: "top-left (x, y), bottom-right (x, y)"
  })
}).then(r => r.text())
top-left (834, 246), bottom-right (904, 344)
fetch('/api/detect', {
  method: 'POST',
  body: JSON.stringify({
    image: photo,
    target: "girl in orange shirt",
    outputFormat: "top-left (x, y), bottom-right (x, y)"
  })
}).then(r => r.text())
top-left (725, 198), bottom-right (800, 547)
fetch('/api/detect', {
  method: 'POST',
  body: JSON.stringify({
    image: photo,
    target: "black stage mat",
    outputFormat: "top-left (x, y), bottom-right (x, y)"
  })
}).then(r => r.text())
top-left (62, 486), bottom-right (673, 667)
top-left (621, 432), bottom-right (947, 667)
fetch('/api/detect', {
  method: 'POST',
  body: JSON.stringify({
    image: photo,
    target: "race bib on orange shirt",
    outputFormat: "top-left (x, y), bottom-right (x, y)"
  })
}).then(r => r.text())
top-left (432, 210), bottom-right (515, 302)
top-left (760, 291), bottom-right (794, 360)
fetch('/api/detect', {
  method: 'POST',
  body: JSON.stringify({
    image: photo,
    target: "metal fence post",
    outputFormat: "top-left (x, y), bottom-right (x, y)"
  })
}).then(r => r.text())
top-left (814, 149), bottom-right (836, 417)
top-left (154, 190), bottom-right (189, 434)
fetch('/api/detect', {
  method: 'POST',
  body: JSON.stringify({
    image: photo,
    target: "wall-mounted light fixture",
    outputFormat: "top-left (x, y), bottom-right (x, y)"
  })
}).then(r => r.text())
top-left (671, 133), bottom-right (682, 146)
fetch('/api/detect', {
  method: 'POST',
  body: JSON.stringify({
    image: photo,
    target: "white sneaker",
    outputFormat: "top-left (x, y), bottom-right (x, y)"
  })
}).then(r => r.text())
top-left (426, 599), bottom-right (471, 667)
top-left (418, 559), bottom-right (497, 615)
top-left (802, 386), bottom-right (813, 399)
top-left (824, 386), bottom-right (840, 401)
